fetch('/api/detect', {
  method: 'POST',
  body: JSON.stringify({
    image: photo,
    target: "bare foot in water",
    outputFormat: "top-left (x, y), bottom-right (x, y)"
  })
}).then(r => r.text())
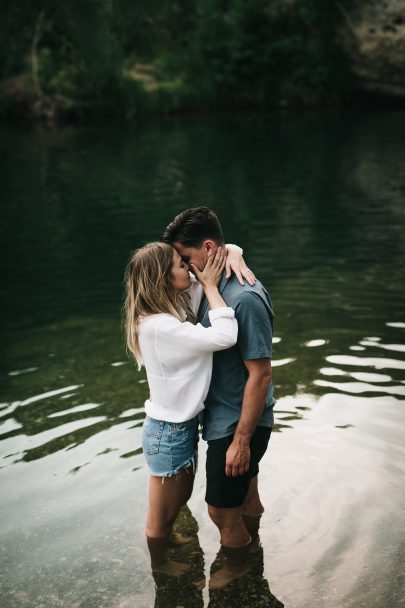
top-left (152, 560), bottom-right (191, 576)
top-left (209, 561), bottom-right (250, 589)
top-left (168, 532), bottom-right (194, 546)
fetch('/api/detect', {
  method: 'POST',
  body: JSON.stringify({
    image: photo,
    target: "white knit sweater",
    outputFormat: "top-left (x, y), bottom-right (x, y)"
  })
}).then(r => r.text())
top-left (139, 277), bottom-right (237, 422)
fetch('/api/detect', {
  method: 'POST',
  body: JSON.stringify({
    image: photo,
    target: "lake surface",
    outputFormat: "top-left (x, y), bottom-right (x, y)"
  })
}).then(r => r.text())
top-left (1, 111), bottom-right (404, 608)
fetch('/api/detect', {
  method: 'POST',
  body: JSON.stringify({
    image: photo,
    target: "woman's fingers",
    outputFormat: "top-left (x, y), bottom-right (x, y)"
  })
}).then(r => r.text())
top-left (224, 246), bottom-right (257, 285)
top-left (234, 269), bottom-right (244, 285)
top-left (218, 247), bottom-right (226, 268)
top-left (204, 249), bottom-right (214, 269)
top-left (192, 247), bottom-right (225, 285)
top-left (211, 246), bottom-right (224, 270)
top-left (241, 264), bottom-right (256, 286)
top-left (209, 247), bottom-right (226, 284)
top-left (189, 263), bottom-right (201, 279)
top-left (205, 248), bottom-right (257, 286)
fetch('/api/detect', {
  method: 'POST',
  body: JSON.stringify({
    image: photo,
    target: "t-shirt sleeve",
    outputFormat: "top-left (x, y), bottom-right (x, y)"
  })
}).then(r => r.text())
top-left (234, 291), bottom-right (273, 360)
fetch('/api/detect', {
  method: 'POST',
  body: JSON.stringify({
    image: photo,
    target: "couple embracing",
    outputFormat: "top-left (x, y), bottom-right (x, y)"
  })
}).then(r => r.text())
top-left (124, 207), bottom-right (275, 589)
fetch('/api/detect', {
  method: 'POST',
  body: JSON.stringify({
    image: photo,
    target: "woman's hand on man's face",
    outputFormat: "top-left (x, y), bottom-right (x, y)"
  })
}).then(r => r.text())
top-left (190, 247), bottom-right (226, 288)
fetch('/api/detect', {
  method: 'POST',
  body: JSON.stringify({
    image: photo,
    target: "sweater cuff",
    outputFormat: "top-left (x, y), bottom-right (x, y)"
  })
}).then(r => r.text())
top-left (226, 243), bottom-right (243, 254)
top-left (208, 307), bottom-right (235, 322)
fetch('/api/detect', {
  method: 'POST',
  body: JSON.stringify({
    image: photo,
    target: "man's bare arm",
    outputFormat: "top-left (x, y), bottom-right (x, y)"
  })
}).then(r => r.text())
top-left (225, 358), bottom-right (272, 477)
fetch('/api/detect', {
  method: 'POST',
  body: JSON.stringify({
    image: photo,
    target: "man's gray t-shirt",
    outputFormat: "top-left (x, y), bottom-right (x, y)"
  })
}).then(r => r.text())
top-left (198, 272), bottom-right (275, 441)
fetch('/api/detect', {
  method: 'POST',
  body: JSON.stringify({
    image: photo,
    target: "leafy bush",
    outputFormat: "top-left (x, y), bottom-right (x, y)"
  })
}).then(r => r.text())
top-left (0, 0), bottom-right (354, 121)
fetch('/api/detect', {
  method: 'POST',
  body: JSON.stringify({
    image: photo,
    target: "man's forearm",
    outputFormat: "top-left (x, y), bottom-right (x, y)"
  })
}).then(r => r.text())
top-left (233, 372), bottom-right (271, 445)
top-left (225, 359), bottom-right (272, 477)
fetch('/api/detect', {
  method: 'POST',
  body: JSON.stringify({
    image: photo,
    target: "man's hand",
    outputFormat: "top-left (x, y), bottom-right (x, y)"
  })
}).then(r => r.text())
top-left (225, 358), bottom-right (272, 477)
top-left (225, 439), bottom-right (250, 477)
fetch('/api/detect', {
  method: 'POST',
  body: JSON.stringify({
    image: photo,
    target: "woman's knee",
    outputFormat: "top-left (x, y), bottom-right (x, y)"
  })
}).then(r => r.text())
top-left (145, 508), bottom-right (177, 537)
top-left (145, 514), bottom-right (173, 537)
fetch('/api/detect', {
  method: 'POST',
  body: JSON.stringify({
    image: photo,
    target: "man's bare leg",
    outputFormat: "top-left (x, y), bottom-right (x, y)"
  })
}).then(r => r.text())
top-left (145, 468), bottom-right (194, 576)
top-left (241, 475), bottom-right (264, 550)
top-left (207, 504), bottom-right (251, 589)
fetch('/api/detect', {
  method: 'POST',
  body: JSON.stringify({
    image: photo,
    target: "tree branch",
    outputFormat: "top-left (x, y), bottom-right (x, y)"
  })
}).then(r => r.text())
top-left (31, 10), bottom-right (46, 100)
top-left (335, 1), bottom-right (359, 41)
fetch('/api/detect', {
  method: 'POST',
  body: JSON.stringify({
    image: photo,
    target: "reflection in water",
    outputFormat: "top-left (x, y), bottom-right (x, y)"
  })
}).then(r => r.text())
top-left (1, 113), bottom-right (405, 607)
top-left (325, 354), bottom-right (405, 370)
top-left (272, 357), bottom-right (296, 367)
top-left (152, 506), bottom-right (204, 608)
top-left (314, 334), bottom-right (405, 398)
top-left (8, 367), bottom-right (39, 376)
top-left (18, 385), bottom-right (83, 406)
top-left (208, 545), bottom-right (284, 608)
top-left (359, 340), bottom-right (405, 353)
top-left (2, 317), bottom-right (403, 467)
top-left (48, 402), bottom-right (102, 417)
top-left (320, 368), bottom-right (392, 382)
top-left (315, 379), bottom-right (405, 396)
top-left (151, 506), bottom-right (284, 608)
top-left (304, 339), bottom-right (328, 347)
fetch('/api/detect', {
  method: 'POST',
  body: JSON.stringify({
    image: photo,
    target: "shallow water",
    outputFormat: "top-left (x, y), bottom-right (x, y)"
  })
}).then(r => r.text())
top-left (1, 111), bottom-right (405, 607)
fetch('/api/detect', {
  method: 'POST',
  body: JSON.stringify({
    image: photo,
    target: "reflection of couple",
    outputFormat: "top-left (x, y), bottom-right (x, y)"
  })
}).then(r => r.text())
top-left (124, 207), bottom-right (275, 590)
top-left (153, 506), bottom-right (283, 608)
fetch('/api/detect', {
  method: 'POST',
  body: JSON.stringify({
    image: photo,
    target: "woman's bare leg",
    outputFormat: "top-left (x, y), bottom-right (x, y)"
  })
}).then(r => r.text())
top-left (145, 467), bottom-right (195, 575)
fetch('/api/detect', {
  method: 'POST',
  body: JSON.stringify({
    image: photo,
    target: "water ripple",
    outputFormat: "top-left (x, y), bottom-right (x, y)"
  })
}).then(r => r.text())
top-left (8, 367), bottom-right (39, 377)
top-left (0, 418), bottom-right (23, 435)
top-left (19, 385), bottom-right (83, 407)
top-left (48, 403), bottom-right (101, 418)
top-left (320, 368), bottom-right (392, 383)
top-left (0, 416), bottom-right (108, 462)
top-left (305, 340), bottom-right (328, 347)
top-left (359, 341), bottom-right (405, 353)
top-left (272, 357), bottom-right (296, 367)
top-left (314, 379), bottom-right (405, 396)
top-left (326, 355), bottom-right (405, 370)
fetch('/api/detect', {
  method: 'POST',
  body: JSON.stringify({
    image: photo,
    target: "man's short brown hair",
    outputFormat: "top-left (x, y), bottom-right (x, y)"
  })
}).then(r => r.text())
top-left (161, 206), bottom-right (224, 248)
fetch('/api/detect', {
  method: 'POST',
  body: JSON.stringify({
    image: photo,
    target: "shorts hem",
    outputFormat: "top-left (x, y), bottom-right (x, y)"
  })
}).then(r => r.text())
top-left (205, 426), bottom-right (271, 508)
top-left (205, 497), bottom-right (245, 508)
top-left (148, 450), bottom-right (198, 479)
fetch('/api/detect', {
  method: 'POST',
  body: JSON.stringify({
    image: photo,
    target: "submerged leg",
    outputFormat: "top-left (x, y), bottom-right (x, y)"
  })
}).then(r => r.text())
top-left (208, 504), bottom-right (251, 589)
top-left (145, 468), bottom-right (195, 576)
top-left (241, 475), bottom-right (264, 551)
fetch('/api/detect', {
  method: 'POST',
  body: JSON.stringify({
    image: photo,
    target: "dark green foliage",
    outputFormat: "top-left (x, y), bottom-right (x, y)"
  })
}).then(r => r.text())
top-left (0, 0), bottom-right (354, 121)
top-left (184, 0), bottom-right (351, 106)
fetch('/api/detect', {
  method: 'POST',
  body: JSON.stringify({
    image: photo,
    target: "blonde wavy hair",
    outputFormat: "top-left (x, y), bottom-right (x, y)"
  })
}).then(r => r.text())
top-left (124, 242), bottom-right (194, 368)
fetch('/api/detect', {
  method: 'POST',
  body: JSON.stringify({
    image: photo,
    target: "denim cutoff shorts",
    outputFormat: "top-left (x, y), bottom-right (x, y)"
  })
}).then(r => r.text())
top-left (142, 415), bottom-right (199, 477)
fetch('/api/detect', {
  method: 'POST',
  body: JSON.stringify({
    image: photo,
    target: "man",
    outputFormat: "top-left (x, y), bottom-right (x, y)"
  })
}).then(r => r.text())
top-left (161, 207), bottom-right (275, 588)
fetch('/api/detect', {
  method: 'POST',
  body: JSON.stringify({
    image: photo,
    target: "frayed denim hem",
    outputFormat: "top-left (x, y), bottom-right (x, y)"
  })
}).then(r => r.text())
top-left (152, 449), bottom-right (198, 483)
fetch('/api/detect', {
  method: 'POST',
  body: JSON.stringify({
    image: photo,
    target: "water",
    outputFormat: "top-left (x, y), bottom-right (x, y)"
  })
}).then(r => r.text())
top-left (1, 111), bottom-right (404, 608)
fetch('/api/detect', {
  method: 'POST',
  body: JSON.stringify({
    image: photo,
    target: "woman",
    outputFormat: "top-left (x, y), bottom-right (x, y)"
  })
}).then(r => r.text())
top-left (124, 242), bottom-right (252, 575)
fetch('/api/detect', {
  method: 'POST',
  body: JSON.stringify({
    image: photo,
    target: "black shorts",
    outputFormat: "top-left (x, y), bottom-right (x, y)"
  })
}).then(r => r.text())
top-left (205, 426), bottom-right (271, 509)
